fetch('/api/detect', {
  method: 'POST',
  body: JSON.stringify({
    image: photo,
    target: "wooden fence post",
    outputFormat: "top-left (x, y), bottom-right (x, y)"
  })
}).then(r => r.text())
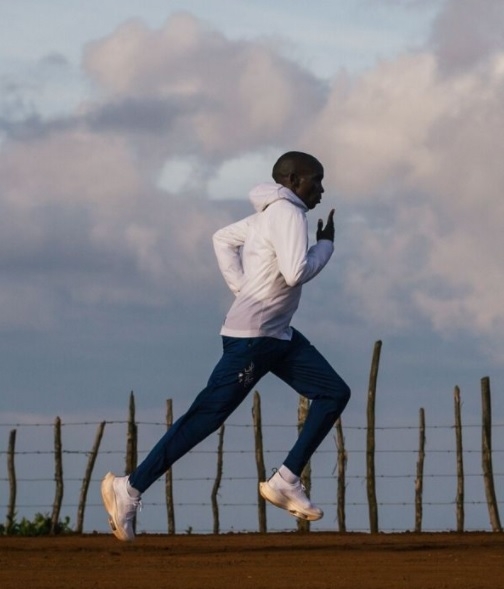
top-left (165, 399), bottom-right (176, 534)
top-left (211, 424), bottom-right (225, 534)
top-left (252, 391), bottom-right (267, 533)
top-left (125, 391), bottom-right (137, 476)
top-left (125, 392), bottom-right (138, 534)
top-left (50, 416), bottom-right (64, 535)
top-left (454, 385), bottom-right (464, 532)
top-left (414, 408), bottom-right (426, 533)
top-left (366, 340), bottom-right (381, 533)
top-left (335, 418), bottom-right (347, 532)
top-left (481, 376), bottom-right (502, 532)
top-left (76, 420), bottom-right (106, 533)
top-left (297, 396), bottom-right (311, 532)
top-left (6, 429), bottom-right (17, 534)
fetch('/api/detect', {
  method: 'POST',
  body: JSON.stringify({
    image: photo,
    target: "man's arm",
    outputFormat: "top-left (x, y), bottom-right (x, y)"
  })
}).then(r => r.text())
top-left (271, 205), bottom-right (334, 287)
top-left (212, 215), bottom-right (253, 295)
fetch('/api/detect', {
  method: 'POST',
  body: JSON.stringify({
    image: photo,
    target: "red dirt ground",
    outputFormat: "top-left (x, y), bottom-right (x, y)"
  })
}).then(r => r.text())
top-left (1, 532), bottom-right (503, 589)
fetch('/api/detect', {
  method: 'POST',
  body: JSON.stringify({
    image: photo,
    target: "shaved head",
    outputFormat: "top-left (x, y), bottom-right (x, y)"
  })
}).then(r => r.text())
top-left (272, 151), bottom-right (322, 183)
top-left (271, 151), bottom-right (325, 210)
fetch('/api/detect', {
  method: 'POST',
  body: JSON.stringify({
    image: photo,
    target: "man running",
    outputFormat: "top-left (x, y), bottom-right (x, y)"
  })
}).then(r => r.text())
top-left (101, 151), bottom-right (351, 540)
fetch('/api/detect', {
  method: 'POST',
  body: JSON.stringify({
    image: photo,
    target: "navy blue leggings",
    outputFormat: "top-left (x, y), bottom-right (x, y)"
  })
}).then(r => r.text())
top-left (129, 329), bottom-right (350, 493)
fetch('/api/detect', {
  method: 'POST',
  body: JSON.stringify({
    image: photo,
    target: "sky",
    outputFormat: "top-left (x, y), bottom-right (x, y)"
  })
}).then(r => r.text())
top-left (1, 0), bottom-right (503, 534)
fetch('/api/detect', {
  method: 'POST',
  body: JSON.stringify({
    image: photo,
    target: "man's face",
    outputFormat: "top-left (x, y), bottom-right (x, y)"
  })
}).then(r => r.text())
top-left (293, 162), bottom-right (325, 210)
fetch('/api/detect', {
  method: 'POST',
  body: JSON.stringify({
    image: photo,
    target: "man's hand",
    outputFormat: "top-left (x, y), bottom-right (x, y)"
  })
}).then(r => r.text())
top-left (316, 209), bottom-right (335, 242)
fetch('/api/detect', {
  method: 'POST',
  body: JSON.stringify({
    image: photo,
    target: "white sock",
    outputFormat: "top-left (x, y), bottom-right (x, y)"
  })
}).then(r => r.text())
top-left (279, 464), bottom-right (299, 485)
top-left (127, 479), bottom-right (141, 498)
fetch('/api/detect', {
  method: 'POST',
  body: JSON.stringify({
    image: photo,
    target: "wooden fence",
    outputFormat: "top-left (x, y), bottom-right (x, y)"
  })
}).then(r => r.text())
top-left (1, 341), bottom-right (503, 535)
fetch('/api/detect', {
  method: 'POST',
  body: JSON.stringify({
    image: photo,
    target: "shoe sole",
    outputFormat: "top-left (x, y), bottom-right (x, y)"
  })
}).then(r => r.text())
top-left (259, 482), bottom-right (323, 521)
top-left (101, 472), bottom-right (133, 541)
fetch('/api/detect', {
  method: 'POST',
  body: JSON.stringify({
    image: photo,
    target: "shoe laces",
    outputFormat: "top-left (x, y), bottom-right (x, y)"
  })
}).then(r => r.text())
top-left (125, 495), bottom-right (142, 521)
top-left (270, 468), bottom-right (307, 493)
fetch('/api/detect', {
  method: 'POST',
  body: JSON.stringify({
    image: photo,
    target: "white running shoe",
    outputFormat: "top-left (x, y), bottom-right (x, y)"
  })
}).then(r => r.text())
top-left (259, 470), bottom-right (323, 521)
top-left (101, 472), bottom-right (141, 541)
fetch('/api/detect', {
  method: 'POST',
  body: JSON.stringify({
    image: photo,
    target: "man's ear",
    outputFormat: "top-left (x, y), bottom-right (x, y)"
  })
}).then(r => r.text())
top-left (289, 172), bottom-right (300, 190)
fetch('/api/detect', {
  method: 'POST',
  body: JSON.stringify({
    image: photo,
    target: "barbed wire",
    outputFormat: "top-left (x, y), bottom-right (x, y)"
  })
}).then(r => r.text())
top-left (0, 448), bottom-right (502, 456)
top-left (1, 418), bottom-right (502, 533)
top-left (0, 420), bottom-right (503, 428)
top-left (1, 471), bottom-right (503, 484)
top-left (2, 499), bottom-right (502, 510)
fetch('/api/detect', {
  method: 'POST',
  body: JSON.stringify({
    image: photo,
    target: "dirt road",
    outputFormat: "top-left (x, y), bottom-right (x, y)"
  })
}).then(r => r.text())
top-left (1, 532), bottom-right (502, 589)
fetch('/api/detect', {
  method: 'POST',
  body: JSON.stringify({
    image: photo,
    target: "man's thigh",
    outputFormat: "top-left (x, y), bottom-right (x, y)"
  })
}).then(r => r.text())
top-left (207, 336), bottom-right (289, 390)
top-left (271, 330), bottom-right (344, 398)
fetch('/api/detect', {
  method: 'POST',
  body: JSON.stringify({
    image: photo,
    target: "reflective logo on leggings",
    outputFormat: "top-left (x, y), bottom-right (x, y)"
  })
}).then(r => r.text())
top-left (238, 362), bottom-right (255, 387)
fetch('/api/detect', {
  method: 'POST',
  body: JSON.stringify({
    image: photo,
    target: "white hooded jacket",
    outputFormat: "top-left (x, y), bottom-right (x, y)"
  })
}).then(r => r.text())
top-left (213, 183), bottom-right (334, 340)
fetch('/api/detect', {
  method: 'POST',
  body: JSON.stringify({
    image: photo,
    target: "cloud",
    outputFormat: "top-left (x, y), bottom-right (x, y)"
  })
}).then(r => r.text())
top-left (0, 12), bottom-right (330, 333)
top-left (1, 7), bottom-right (504, 365)
top-left (300, 18), bottom-right (504, 353)
top-left (0, 123), bottom-right (226, 326)
top-left (82, 13), bottom-right (326, 156)
top-left (1, 129), bottom-right (143, 208)
top-left (430, 0), bottom-right (504, 74)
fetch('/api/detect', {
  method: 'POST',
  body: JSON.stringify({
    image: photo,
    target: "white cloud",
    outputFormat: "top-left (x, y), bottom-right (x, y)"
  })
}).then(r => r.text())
top-left (430, 0), bottom-right (504, 74)
top-left (0, 13), bottom-right (328, 330)
top-left (1, 7), bottom-right (504, 364)
top-left (82, 13), bottom-right (325, 156)
top-left (157, 157), bottom-right (199, 194)
top-left (1, 130), bottom-right (141, 209)
top-left (207, 148), bottom-right (281, 200)
top-left (300, 36), bottom-right (504, 352)
top-left (302, 53), bottom-right (446, 197)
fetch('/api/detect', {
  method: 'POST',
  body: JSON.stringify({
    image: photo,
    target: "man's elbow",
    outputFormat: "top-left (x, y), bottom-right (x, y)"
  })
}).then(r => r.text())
top-left (212, 230), bottom-right (228, 255)
top-left (283, 271), bottom-right (303, 287)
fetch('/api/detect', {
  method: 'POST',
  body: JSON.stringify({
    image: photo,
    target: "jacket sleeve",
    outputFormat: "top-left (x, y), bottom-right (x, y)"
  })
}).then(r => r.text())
top-left (269, 203), bottom-right (333, 287)
top-left (212, 215), bottom-right (253, 295)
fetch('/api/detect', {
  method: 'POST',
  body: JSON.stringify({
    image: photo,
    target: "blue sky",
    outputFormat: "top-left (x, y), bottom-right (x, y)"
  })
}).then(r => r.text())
top-left (1, 0), bottom-right (503, 534)
top-left (2, 1), bottom-right (436, 69)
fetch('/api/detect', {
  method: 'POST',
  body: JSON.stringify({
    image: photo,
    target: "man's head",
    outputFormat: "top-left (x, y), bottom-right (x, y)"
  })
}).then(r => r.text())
top-left (272, 151), bottom-right (325, 210)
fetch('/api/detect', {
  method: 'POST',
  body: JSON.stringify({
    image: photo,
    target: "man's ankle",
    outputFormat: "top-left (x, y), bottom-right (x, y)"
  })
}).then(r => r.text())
top-left (279, 465), bottom-right (300, 485)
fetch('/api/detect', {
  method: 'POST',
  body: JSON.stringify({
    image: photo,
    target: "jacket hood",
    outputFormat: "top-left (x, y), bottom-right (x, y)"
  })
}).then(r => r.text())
top-left (249, 183), bottom-right (308, 213)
